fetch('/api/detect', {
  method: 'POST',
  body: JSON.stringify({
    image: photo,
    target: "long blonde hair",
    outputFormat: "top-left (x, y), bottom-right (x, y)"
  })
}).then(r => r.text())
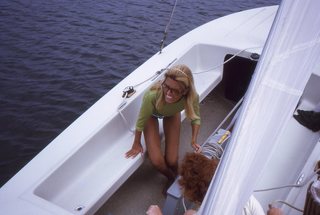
top-left (151, 64), bottom-right (199, 120)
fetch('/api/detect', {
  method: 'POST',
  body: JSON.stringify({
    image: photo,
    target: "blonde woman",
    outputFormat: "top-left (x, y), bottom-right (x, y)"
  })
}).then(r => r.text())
top-left (125, 64), bottom-right (201, 186)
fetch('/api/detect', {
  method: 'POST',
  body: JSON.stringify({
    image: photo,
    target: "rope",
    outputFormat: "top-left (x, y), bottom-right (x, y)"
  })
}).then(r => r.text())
top-left (117, 44), bottom-right (261, 133)
top-left (118, 58), bottom-right (177, 109)
top-left (201, 141), bottom-right (224, 160)
top-left (211, 97), bottom-right (243, 136)
top-left (131, 58), bottom-right (177, 89)
top-left (182, 197), bottom-right (187, 212)
top-left (193, 46), bottom-right (262, 75)
top-left (117, 92), bottom-right (135, 134)
top-left (160, 0), bottom-right (179, 53)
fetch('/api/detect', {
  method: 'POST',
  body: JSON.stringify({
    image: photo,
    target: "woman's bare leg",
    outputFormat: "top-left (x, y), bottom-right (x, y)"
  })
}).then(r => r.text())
top-left (144, 117), bottom-right (175, 181)
top-left (163, 113), bottom-right (181, 177)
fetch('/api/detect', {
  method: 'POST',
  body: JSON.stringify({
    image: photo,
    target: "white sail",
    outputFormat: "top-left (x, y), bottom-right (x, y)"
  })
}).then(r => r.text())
top-left (199, 0), bottom-right (320, 214)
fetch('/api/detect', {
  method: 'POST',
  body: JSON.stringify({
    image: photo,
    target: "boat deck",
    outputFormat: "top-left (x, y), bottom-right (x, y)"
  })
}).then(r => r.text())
top-left (95, 84), bottom-right (236, 215)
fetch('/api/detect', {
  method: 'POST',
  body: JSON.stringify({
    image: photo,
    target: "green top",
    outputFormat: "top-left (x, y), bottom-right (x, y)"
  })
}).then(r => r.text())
top-left (135, 89), bottom-right (201, 131)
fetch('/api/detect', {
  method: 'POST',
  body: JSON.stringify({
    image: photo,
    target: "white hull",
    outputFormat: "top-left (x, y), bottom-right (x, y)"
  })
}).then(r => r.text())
top-left (0, 6), bottom-right (282, 215)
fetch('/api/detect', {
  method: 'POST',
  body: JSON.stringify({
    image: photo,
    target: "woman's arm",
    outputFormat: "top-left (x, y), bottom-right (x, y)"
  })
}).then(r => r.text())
top-left (191, 123), bottom-right (201, 152)
top-left (126, 90), bottom-right (155, 158)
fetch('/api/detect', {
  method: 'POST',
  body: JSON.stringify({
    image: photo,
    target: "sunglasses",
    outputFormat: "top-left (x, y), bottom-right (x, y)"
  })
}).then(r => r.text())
top-left (161, 83), bottom-right (183, 97)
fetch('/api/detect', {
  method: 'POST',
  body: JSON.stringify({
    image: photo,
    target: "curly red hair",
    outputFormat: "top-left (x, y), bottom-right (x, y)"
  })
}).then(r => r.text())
top-left (178, 153), bottom-right (219, 204)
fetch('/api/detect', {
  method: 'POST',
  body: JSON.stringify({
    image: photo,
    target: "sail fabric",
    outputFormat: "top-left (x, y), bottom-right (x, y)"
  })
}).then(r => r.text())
top-left (198, 0), bottom-right (320, 214)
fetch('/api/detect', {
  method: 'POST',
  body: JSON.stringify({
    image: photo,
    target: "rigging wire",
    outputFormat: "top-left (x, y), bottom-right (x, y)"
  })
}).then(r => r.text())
top-left (254, 168), bottom-right (320, 192)
top-left (270, 200), bottom-right (304, 213)
top-left (254, 168), bottom-right (320, 213)
top-left (159, 0), bottom-right (179, 53)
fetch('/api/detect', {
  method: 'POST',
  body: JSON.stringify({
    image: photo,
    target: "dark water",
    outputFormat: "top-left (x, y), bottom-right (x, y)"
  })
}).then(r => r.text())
top-left (0, 0), bottom-right (280, 187)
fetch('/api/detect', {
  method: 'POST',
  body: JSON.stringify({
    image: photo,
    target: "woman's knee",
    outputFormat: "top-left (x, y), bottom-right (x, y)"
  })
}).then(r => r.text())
top-left (149, 155), bottom-right (166, 169)
top-left (165, 156), bottom-right (178, 170)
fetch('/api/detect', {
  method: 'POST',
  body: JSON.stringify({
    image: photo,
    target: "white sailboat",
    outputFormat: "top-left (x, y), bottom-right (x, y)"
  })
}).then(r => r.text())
top-left (1, 0), bottom-right (319, 214)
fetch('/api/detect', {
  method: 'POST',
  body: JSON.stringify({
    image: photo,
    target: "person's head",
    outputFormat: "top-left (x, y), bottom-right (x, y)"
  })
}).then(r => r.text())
top-left (178, 153), bottom-right (219, 204)
top-left (153, 64), bottom-right (199, 120)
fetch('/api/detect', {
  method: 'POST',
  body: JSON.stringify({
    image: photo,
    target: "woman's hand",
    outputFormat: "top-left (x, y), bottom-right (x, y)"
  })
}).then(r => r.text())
top-left (191, 141), bottom-right (202, 153)
top-left (191, 124), bottom-right (201, 153)
top-left (125, 140), bottom-right (143, 158)
top-left (125, 130), bottom-right (143, 158)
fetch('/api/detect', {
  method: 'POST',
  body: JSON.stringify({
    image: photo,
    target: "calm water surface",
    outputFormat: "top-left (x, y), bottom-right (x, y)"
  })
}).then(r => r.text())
top-left (0, 0), bottom-right (280, 186)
